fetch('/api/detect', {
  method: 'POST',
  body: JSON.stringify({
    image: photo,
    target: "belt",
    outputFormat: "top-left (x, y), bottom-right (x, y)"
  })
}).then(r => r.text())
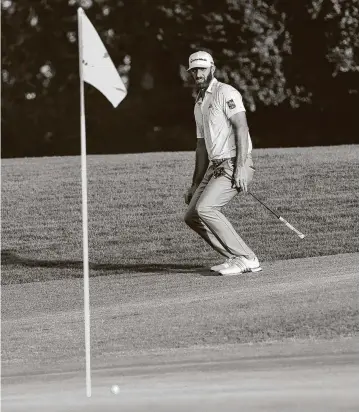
top-left (211, 157), bottom-right (236, 179)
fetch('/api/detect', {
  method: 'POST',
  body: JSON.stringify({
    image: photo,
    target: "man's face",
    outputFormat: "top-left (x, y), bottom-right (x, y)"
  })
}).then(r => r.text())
top-left (190, 66), bottom-right (214, 89)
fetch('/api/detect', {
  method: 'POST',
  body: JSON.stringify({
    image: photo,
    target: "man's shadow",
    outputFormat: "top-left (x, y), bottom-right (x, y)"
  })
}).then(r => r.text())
top-left (1, 249), bottom-right (218, 276)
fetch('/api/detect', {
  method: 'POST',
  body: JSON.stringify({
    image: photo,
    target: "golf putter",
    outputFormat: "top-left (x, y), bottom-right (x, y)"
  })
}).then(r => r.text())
top-left (247, 191), bottom-right (306, 239)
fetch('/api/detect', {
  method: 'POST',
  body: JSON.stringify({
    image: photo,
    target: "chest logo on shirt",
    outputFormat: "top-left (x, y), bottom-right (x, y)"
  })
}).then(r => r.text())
top-left (227, 99), bottom-right (236, 109)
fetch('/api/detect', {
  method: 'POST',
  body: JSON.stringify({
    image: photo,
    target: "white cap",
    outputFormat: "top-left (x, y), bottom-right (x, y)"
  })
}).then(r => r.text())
top-left (187, 51), bottom-right (214, 71)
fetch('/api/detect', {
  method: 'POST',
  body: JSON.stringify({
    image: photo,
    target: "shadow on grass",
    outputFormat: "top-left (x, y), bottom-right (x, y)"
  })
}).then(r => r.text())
top-left (1, 250), bottom-right (213, 275)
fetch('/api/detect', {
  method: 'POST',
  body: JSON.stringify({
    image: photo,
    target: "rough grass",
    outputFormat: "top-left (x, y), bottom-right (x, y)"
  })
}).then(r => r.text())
top-left (1, 145), bottom-right (358, 284)
top-left (2, 146), bottom-right (359, 375)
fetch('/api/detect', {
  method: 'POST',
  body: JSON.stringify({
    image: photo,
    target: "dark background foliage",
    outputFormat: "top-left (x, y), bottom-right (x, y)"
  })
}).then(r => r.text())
top-left (2, 0), bottom-right (358, 158)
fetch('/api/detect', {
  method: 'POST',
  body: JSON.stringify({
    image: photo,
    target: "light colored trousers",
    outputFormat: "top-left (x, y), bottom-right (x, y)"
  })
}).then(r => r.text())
top-left (184, 155), bottom-right (256, 260)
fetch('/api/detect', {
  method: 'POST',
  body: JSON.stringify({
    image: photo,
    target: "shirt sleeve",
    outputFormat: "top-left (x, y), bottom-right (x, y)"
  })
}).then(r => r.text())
top-left (221, 85), bottom-right (246, 119)
top-left (196, 123), bottom-right (204, 139)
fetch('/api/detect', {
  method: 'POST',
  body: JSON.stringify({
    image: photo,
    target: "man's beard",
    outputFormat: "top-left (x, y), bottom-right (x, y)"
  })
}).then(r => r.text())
top-left (197, 71), bottom-right (214, 89)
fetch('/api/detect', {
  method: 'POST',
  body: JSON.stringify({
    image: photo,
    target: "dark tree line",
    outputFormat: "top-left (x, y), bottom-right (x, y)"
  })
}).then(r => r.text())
top-left (2, 0), bottom-right (358, 158)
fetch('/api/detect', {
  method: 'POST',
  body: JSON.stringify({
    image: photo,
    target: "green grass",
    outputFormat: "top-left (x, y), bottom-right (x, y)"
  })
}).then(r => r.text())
top-left (2, 254), bottom-right (358, 375)
top-left (1, 145), bottom-right (359, 285)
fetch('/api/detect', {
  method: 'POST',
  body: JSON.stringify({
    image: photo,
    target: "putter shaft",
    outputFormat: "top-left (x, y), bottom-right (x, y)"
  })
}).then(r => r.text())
top-left (219, 169), bottom-right (305, 239)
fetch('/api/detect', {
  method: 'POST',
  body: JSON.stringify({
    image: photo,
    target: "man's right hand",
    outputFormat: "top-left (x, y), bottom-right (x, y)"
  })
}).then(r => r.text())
top-left (184, 185), bottom-right (197, 205)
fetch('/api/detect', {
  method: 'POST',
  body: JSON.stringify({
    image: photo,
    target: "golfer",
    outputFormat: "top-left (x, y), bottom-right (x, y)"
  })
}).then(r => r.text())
top-left (184, 51), bottom-right (262, 275)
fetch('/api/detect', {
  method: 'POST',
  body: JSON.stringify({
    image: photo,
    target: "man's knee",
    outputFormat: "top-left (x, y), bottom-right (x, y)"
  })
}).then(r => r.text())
top-left (195, 203), bottom-right (216, 220)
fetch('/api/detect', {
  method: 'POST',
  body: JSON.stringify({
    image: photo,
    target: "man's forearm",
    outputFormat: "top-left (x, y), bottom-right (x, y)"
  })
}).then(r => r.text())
top-left (234, 125), bottom-right (249, 167)
top-left (192, 141), bottom-right (209, 186)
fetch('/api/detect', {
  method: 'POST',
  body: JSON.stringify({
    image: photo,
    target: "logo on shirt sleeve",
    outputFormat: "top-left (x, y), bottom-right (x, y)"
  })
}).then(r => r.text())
top-left (227, 99), bottom-right (236, 109)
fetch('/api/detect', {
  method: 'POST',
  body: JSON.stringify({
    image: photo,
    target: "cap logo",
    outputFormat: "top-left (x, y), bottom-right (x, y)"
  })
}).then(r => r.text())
top-left (190, 57), bottom-right (209, 63)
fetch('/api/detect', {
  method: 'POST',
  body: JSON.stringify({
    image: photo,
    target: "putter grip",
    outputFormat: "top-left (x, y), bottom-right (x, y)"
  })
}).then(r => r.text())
top-left (279, 217), bottom-right (305, 239)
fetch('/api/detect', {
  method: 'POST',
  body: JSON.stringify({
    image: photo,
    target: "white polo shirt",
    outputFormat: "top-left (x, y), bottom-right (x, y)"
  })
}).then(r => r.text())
top-left (194, 78), bottom-right (253, 161)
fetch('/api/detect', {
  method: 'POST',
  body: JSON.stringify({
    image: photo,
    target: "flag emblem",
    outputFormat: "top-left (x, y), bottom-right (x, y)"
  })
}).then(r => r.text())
top-left (227, 99), bottom-right (236, 109)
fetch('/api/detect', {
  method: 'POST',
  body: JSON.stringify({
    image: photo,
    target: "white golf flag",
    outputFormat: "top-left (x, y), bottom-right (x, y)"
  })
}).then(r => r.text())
top-left (79, 8), bottom-right (127, 107)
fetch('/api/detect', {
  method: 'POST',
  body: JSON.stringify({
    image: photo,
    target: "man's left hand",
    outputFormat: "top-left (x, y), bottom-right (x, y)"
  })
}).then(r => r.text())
top-left (233, 166), bottom-right (248, 193)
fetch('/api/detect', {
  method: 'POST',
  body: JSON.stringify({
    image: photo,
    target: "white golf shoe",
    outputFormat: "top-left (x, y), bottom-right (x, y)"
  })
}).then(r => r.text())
top-left (219, 256), bottom-right (262, 276)
top-left (210, 257), bottom-right (236, 272)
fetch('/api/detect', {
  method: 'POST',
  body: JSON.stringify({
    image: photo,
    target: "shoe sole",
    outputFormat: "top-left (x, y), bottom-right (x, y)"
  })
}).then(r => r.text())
top-left (219, 266), bottom-right (262, 276)
top-left (210, 267), bottom-right (228, 272)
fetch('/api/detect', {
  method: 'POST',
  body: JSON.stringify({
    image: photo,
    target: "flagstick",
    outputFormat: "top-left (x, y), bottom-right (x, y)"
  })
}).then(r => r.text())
top-left (77, 7), bottom-right (92, 398)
